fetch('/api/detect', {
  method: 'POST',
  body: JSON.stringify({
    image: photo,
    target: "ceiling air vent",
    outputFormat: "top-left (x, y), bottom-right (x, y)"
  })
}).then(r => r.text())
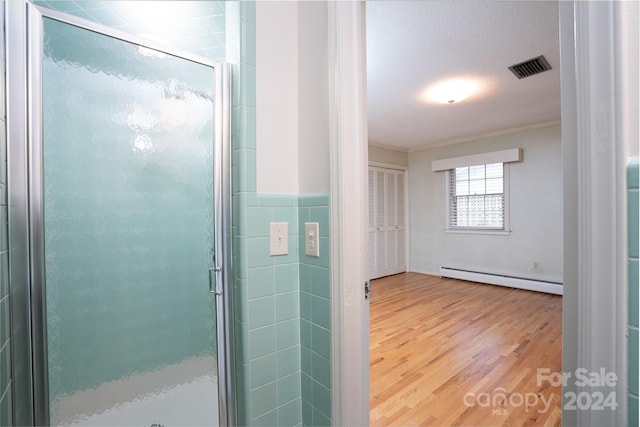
top-left (508, 55), bottom-right (552, 79)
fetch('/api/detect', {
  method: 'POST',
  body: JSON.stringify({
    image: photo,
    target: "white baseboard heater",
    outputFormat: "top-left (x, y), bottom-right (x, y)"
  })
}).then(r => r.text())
top-left (439, 267), bottom-right (563, 295)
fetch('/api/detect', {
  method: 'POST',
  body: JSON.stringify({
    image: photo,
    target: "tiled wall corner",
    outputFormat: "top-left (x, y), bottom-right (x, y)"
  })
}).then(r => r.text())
top-left (629, 157), bottom-right (639, 427)
top-left (298, 194), bottom-right (331, 427)
top-left (245, 195), bottom-right (301, 427)
top-left (233, 194), bottom-right (304, 427)
top-left (230, 3), bottom-right (303, 426)
top-left (0, 1), bottom-right (12, 424)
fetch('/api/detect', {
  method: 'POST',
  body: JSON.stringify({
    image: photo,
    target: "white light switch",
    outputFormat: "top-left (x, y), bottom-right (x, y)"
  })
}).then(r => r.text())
top-left (270, 222), bottom-right (288, 256)
top-left (305, 222), bottom-right (320, 257)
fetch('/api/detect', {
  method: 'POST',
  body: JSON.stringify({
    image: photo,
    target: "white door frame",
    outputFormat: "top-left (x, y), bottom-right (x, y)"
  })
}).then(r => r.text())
top-left (328, 2), bottom-right (370, 426)
top-left (561, 1), bottom-right (636, 426)
top-left (329, 1), bottom-right (636, 425)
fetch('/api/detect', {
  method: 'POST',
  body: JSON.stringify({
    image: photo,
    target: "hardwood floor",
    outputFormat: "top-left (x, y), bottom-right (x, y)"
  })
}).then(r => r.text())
top-left (370, 272), bottom-right (562, 427)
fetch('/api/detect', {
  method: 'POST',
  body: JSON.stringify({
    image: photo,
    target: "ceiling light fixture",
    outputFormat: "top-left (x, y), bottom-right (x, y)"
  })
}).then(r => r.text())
top-left (423, 78), bottom-right (481, 105)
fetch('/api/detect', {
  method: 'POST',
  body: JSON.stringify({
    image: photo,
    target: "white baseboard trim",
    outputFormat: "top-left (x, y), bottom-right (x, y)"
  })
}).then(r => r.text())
top-left (408, 268), bottom-right (440, 277)
top-left (439, 267), bottom-right (564, 295)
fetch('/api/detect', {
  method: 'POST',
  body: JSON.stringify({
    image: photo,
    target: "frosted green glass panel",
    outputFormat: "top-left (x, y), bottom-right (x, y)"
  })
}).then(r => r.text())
top-left (42, 18), bottom-right (218, 426)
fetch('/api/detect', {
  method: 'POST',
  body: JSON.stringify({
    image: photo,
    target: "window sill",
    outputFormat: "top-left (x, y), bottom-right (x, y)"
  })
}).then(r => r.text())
top-left (445, 228), bottom-right (511, 236)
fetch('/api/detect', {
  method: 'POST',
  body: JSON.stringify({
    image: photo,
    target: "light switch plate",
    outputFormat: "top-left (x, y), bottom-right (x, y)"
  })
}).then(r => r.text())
top-left (305, 222), bottom-right (320, 257)
top-left (270, 222), bottom-right (288, 256)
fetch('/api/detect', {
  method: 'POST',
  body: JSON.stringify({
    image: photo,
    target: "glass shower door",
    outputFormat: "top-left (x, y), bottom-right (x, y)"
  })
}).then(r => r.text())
top-left (32, 8), bottom-right (226, 426)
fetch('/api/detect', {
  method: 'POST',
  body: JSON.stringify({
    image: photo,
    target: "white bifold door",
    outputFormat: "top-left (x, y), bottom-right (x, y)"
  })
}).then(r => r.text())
top-left (368, 167), bottom-right (407, 280)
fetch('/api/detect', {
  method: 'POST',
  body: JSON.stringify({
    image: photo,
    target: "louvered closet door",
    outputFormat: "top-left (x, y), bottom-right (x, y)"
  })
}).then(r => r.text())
top-left (368, 167), bottom-right (407, 280)
top-left (395, 172), bottom-right (406, 270)
top-left (374, 168), bottom-right (387, 275)
top-left (368, 168), bottom-right (376, 278)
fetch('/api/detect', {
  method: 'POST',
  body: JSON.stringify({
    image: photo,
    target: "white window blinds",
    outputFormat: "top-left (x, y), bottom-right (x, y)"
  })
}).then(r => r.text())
top-left (448, 163), bottom-right (505, 229)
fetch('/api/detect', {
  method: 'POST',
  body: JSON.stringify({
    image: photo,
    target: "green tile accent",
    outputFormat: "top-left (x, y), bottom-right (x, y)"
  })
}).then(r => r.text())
top-left (276, 292), bottom-right (299, 322)
top-left (311, 324), bottom-right (330, 360)
top-left (278, 397), bottom-right (302, 427)
top-left (240, 21), bottom-right (256, 64)
top-left (629, 327), bottom-right (639, 396)
top-left (234, 63), bottom-right (256, 107)
top-left (251, 382), bottom-right (277, 419)
top-left (248, 297), bottom-right (275, 329)
top-left (237, 191), bottom-right (259, 209)
top-left (253, 408), bottom-right (278, 427)
top-left (273, 236), bottom-right (299, 265)
top-left (236, 363), bottom-right (251, 408)
top-left (276, 319), bottom-right (300, 350)
top-left (258, 194), bottom-right (298, 207)
top-left (312, 407), bottom-right (331, 427)
top-left (247, 237), bottom-right (271, 269)
top-left (241, 2), bottom-right (256, 24)
top-left (248, 267), bottom-right (275, 299)
top-left (0, 385), bottom-right (11, 427)
top-left (0, 207), bottom-right (6, 251)
top-left (301, 346), bottom-right (312, 375)
top-left (301, 373), bottom-right (312, 402)
top-left (629, 395), bottom-right (638, 427)
top-left (274, 207), bottom-right (298, 230)
top-left (247, 207), bottom-right (273, 237)
top-left (299, 264), bottom-right (310, 293)
top-left (630, 259), bottom-right (639, 328)
top-left (300, 292), bottom-right (311, 322)
top-left (298, 199), bottom-right (331, 424)
top-left (301, 237), bottom-right (330, 268)
top-left (277, 372), bottom-right (301, 405)
top-left (311, 353), bottom-right (330, 389)
top-left (236, 321), bottom-right (250, 364)
top-left (309, 207), bottom-right (329, 238)
top-left (275, 264), bottom-right (298, 293)
top-left (237, 405), bottom-right (250, 427)
top-left (300, 319), bottom-right (311, 349)
top-left (311, 295), bottom-right (330, 329)
top-left (311, 381), bottom-right (331, 418)
top-left (0, 297), bottom-right (9, 350)
top-left (249, 325), bottom-right (276, 360)
top-left (309, 266), bottom-right (330, 299)
top-left (234, 235), bottom-right (248, 277)
top-left (629, 188), bottom-right (639, 258)
top-left (298, 207), bottom-right (310, 235)
top-left (0, 343), bottom-right (10, 401)
top-left (301, 399), bottom-right (313, 427)
top-left (233, 106), bottom-right (257, 151)
top-left (250, 353), bottom-right (277, 389)
top-left (629, 158), bottom-right (639, 189)
top-left (233, 149), bottom-right (257, 193)
top-left (300, 193), bottom-right (329, 207)
top-left (234, 279), bottom-right (248, 322)
top-left (277, 345), bottom-right (300, 377)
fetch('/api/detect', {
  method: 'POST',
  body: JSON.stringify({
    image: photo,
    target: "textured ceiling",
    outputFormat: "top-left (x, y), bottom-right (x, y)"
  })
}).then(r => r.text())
top-left (366, 1), bottom-right (560, 151)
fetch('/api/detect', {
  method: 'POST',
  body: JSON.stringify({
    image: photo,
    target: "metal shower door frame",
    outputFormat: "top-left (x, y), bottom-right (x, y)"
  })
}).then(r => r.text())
top-left (7, 2), bottom-right (234, 425)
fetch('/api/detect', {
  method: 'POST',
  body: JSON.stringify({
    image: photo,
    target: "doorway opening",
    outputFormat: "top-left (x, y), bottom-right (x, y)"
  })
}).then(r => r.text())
top-left (365, 2), bottom-right (564, 424)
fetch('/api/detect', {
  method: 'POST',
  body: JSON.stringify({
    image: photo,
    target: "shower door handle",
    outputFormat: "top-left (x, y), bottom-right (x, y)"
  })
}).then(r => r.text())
top-left (209, 266), bottom-right (223, 295)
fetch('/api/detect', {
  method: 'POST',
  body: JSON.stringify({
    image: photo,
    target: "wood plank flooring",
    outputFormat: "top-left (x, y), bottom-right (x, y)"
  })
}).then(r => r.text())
top-left (370, 272), bottom-right (562, 426)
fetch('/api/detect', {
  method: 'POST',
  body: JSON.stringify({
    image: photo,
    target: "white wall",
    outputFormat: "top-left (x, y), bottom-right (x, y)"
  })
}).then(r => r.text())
top-left (256, 1), bottom-right (330, 195)
top-left (368, 145), bottom-right (408, 167)
top-left (409, 123), bottom-right (563, 282)
top-left (256, 1), bottom-right (299, 194)
top-left (298, 2), bottom-right (329, 194)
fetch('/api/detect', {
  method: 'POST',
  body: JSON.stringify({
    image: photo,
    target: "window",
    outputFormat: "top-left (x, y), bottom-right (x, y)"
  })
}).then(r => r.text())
top-left (447, 162), bottom-right (508, 231)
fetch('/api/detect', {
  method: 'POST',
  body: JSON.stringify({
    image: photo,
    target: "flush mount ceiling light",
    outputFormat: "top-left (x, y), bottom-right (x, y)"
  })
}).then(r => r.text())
top-left (423, 78), bottom-right (482, 105)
